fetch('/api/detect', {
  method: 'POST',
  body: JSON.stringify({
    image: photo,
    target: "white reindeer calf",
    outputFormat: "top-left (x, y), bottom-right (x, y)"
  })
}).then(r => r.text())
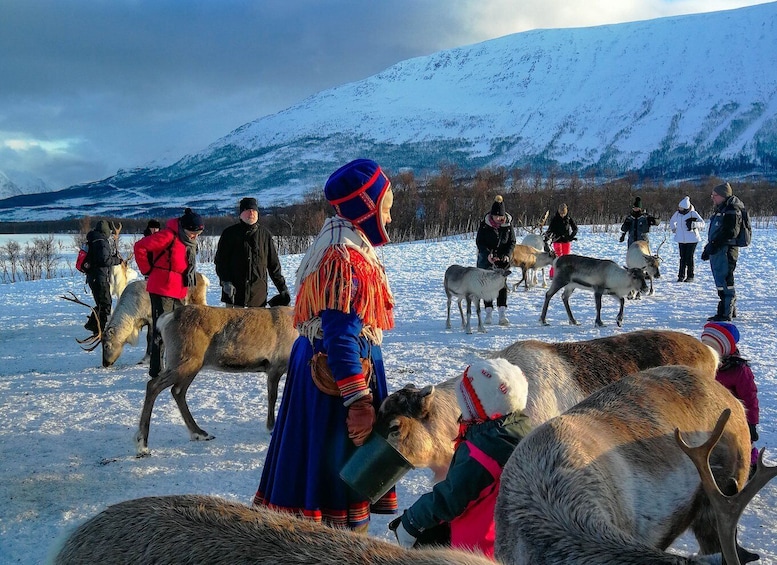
top-left (626, 239), bottom-right (662, 298)
top-left (494, 365), bottom-right (777, 565)
top-left (510, 244), bottom-right (555, 291)
top-left (53, 495), bottom-right (495, 565)
top-left (134, 304), bottom-right (298, 456)
top-left (444, 264), bottom-right (510, 334)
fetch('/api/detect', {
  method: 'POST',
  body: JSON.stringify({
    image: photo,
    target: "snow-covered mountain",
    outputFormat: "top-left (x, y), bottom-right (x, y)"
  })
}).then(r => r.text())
top-left (0, 170), bottom-right (52, 200)
top-left (2, 2), bottom-right (776, 222)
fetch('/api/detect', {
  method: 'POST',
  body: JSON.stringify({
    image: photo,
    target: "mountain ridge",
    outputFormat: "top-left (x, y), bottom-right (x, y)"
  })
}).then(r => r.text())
top-left (2, 2), bottom-right (776, 221)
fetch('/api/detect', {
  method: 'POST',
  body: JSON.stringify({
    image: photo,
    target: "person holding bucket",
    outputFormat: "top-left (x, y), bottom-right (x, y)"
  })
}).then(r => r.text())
top-left (389, 358), bottom-right (533, 557)
top-left (253, 159), bottom-right (397, 532)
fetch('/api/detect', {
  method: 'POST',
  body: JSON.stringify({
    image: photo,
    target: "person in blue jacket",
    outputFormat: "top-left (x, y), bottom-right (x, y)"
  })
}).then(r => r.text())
top-left (253, 159), bottom-right (397, 532)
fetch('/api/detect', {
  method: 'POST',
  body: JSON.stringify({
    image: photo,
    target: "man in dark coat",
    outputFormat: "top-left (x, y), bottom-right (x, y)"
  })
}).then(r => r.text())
top-left (701, 182), bottom-right (745, 321)
top-left (214, 197), bottom-right (290, 308)
top-left (84, 220), bottom-right (122, 333)
top-left (619, 197), bottom-right (659, 247)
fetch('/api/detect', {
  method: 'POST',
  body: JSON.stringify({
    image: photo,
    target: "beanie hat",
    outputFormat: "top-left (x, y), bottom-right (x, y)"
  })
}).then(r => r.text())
top-left (146, 219), bottom-right (161, 230)
top-left (455, 358), bottom-right (529, 421)
top-left (713, 182), bottom-right (733, 198)
top-left (678, 196), bottom-right (691, 210)
top-left (490, 195), bottom-right (506, 217)
top-left (239, 197), bottom-right (259, 212)
top-left (95, 220), bottom-right (111, 237)
top-left (701, 321), bottom-right (740, 358)
top-left (325, 159), bottom-right (392, 246)
top-left (179, 208), bottom-right (204, 232)
top-left (633, 197), bottom-right (642, 209)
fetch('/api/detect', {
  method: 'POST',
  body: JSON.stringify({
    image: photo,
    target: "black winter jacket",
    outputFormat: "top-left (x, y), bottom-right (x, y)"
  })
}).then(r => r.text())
top-left (85, 230), bottom-right (121, 284)
top-left (476, 214), bottom-right (516, 270)
top-left (545, 212), bottom-right (578, 243)
top-left (214, 220), bottom-right (288, 307)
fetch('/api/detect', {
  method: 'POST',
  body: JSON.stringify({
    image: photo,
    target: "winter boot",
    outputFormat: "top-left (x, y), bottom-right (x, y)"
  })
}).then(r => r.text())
top-left (84, 312), bottom-right (98, 333)
top-left (708, 291), bottom-right (727, 321)
top-left (484, 307), bottom-right (493, 325)
top-left (498, 306), bottom-right (509, 326)
top-left (684, 276), bottom-right (694, 283)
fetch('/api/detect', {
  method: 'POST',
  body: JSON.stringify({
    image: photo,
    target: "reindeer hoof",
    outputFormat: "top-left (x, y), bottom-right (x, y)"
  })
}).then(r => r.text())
top-left (539, 319), bottom-right (550, 326)
top-left (616, 320), bottom-right (624, 328)
top-left (191, 431), bottom-right (215, 441)
top-left (595, 321), bottom-right (606, 327)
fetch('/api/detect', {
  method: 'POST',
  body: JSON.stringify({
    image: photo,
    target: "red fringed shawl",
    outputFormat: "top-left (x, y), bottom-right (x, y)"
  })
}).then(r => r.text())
top-left (294, 246), bottom-right (394, 331)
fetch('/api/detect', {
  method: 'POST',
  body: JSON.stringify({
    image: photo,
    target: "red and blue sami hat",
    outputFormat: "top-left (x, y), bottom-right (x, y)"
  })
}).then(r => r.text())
top-left (325, 159), bottom-right (391, 246)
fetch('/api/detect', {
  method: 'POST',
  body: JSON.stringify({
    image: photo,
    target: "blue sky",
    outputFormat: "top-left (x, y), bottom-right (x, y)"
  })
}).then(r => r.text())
top-left (0, 0), bottom-right (770, 191)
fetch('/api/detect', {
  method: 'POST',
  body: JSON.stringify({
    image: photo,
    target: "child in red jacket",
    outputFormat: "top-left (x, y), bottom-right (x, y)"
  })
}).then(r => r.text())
top-left (701, 321), bottom-right (760, 471)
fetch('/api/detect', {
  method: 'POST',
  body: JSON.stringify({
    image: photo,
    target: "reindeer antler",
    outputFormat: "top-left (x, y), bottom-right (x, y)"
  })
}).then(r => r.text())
top-left (60, 292), bottom-right (103, 351)
top-left (675, 409), bottom-right (777, 565)
top-left (654, 234), bottom-right (668, 258)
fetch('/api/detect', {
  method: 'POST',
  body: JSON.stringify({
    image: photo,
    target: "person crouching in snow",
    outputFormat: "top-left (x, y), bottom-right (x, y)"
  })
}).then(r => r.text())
top-left (701, 321), bottom-right (760, 475)
top-left (389, 358), bottom-right (532, 558)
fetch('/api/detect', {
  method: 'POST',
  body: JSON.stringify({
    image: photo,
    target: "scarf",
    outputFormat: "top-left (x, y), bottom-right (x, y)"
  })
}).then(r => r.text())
top-left (295, 216), bottom-right (394, 345)
top-left (177, 222), bottom-right (198, 288)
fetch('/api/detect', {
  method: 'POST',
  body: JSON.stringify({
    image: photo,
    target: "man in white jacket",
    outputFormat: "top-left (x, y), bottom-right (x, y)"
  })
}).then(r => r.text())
top-left (668, 196), bottom-right (705, 282)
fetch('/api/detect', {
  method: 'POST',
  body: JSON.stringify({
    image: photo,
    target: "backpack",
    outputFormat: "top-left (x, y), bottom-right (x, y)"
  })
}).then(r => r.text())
top-left (735, 207), bottom-right (752, 247)
top-left (75, 243), bottom-right (90, 273)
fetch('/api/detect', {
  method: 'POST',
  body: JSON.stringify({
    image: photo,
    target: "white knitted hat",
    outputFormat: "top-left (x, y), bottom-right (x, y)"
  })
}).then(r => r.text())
top-left (455, 358), bottom-right (529, 421)
top-left (679, 196), bottom-right (691, 209)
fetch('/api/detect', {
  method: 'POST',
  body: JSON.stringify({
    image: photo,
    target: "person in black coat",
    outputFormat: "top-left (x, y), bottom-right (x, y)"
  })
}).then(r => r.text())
top-left (214, 197), bottom-right (290, 308)
top-left (619, 197), bottom-right (659, 247)
top-left (475, 195), bottom-right (515, 325)
top-left (84, 220), bottom-right (122, 333)
top-left (544, 203), bottom-right (577, 278)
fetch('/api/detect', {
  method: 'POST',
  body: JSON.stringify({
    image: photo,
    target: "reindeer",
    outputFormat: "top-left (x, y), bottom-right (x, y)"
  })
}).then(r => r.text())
top-left (494, 365), bottom-right (777, 565)
top-left (102, 274), bottom-right (209, 366)
top-left (626, 237), bottom-right (665, 298)
top-left (539, 254), bottom-right (648, 327)
top-left (134, 304), bottom-right (298, 456)
top-left (510, 244), bottom-right (556, 290)
top-left (516, 210), bottom-right (552, 287)
top-left (53, 495), bottom-right (495, 565)
top-left (61, 273), bottom-right (209, 362)
top-left (444, 265), bottom-right (511, 334)
top-left (377, 330), bottom-right (718, 478)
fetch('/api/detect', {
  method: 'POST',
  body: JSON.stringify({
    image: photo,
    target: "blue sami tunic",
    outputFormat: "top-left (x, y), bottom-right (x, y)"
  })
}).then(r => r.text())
top-left (254, 308), bottom-right (395, 529)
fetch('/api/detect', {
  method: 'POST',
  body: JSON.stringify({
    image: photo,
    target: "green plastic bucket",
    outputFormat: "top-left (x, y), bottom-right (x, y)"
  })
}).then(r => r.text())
top-left (340, 433), bottom-right (414, 503)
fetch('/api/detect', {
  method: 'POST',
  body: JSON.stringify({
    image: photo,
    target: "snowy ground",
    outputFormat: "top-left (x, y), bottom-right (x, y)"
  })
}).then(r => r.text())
top-left (0, 226), bottom-right (775, 564)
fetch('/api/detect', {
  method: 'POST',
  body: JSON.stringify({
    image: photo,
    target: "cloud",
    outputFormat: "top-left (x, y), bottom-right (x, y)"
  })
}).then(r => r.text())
top-left (0, 0), bottom-right (769, 192)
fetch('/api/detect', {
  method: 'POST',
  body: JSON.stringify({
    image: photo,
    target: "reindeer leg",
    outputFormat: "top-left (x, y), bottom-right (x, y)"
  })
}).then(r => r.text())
top-left (445, 295), bottom-right (453, 329)
top-left (134, 372), bottom-right (176, 456)
top-left (465, 298), bottom-right (473, 334)
top-left (170, 372), bottom-right (214, 442)
top-left (616, 297), bottom-right (626, 327)
top-left (562, 287), bottom-right (580, 326)
top-left (593, 291), bottom-right (606, 327)
top-left (265, 366), bottom-right (284, 431)
top-left (539, 279), bottom-right (565, 325)
top-left (475, 299), bottom-right (486, 333)
top-left (457, 298), bottom-right (466, 329)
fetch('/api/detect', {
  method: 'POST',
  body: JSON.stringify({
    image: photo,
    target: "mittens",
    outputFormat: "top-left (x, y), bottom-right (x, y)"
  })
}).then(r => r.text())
top-left (619, 233), bottom-right (626, 243)
top-left (346, 395), bottom-right (375, 446)
top-left (389, 516), bottom-right (417, 548)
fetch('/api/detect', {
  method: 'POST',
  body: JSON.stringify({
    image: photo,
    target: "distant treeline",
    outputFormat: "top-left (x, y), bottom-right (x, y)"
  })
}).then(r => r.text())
top-left (3, 167), bottom-right (777, 243)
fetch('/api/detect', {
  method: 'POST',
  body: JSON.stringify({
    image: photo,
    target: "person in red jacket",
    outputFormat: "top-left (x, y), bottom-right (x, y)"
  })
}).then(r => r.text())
top-left (134, 208), bottom-right (204, 378)
top-left (700, 321), bottom-right (760, 472)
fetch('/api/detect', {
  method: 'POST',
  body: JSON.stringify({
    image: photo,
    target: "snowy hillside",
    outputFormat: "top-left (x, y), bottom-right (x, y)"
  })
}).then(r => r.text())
top-left (0, 170), bottom-right (52, 200)
top-left (1, 2), bottom-right (776, 221)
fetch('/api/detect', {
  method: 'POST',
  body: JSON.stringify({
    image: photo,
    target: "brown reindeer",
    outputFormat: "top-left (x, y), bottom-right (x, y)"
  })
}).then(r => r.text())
top-left (53, 495), bottom-right (495, 565)
top-left (377, 330), bottom-right (718, 478)
top-left (494, 365), bottom-right (777, 564)
top-left (134, 304), bottom-right (298, 456)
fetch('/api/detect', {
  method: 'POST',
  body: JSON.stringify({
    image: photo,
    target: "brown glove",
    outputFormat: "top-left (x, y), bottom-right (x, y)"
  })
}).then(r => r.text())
top-left (346, 395), bottom-right (376, 446)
